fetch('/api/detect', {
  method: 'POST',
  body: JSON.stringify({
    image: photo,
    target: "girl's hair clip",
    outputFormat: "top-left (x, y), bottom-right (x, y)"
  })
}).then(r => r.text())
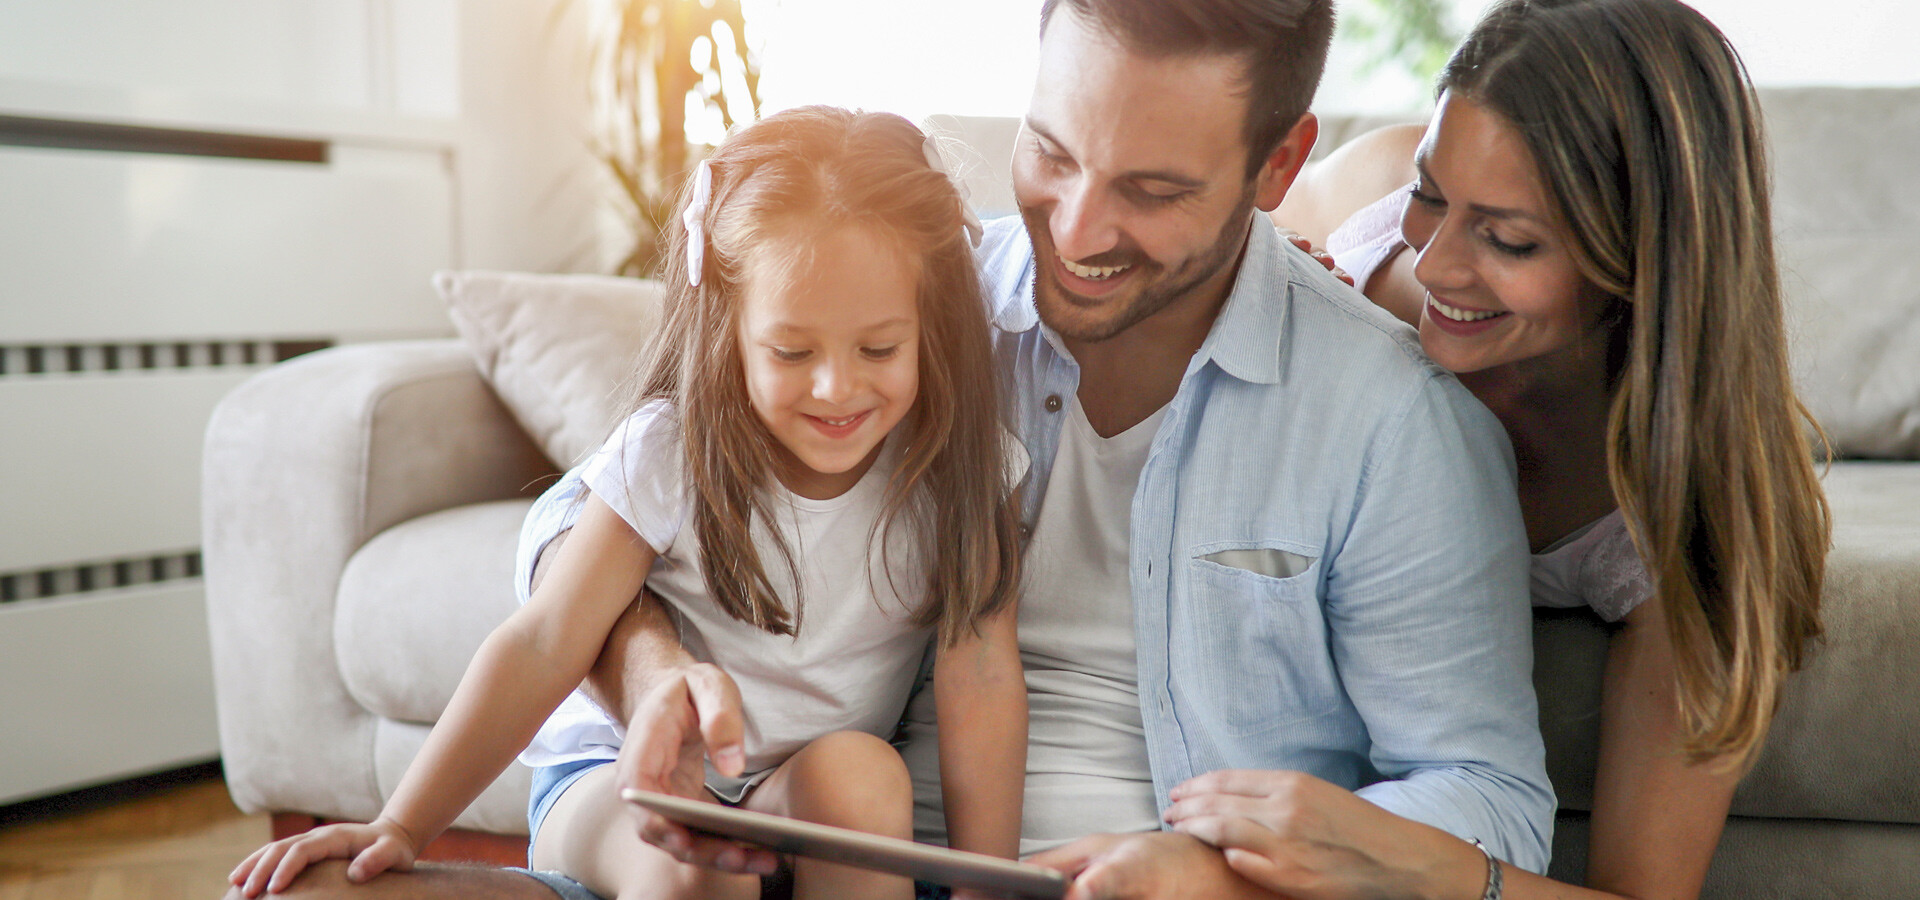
top-left (682, 159), bottom-right (715, 286)
top-left (923, 135), bottom-right (984, 248)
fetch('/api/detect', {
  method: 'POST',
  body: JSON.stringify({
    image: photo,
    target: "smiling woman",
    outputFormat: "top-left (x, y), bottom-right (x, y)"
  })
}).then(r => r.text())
top-left (1241, 1), bottom-right (1834, 898)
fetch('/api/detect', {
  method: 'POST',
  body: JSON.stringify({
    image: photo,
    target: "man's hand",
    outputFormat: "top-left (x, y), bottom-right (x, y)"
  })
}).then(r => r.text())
top-left (1028, 831), bottom-right (1271, 900)
top-left (615, 662), bottom-right (780, 875)
top-left (1163, 770), bottom-right (1483, 900)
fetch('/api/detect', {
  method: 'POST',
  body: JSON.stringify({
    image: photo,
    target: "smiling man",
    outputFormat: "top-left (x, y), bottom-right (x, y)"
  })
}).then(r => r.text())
top-left (884, 0), bottom-right (1553, 892)
top-left (228, 2), bottom-right (1554, 899)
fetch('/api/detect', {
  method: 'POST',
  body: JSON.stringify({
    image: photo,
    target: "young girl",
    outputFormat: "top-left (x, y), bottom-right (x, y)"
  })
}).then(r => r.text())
top-left (232, 106), bottom-right (1028, 900)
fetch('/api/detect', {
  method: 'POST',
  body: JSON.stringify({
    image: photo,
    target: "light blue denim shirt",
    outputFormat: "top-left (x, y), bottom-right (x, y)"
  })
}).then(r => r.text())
top-left (977, 215), bottom-right (1554, 871)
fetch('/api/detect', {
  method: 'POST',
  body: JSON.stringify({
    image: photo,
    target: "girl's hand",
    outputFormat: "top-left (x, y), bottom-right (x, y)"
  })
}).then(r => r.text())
top-left (1163, 769), bottom-right (1482, 900)
top-left (228, 817), bottom-right (422, 897)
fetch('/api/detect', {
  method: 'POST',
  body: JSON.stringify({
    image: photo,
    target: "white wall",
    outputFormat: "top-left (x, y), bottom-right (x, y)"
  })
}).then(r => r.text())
top-left (1315, 0), bottom-right (1920, 114)
top-left (452, 0), bottom-right (603, 274)
top-left (733, 1), bottom-right (1920, 120)
top-left (1685, 0), bottom-right (1919, 87)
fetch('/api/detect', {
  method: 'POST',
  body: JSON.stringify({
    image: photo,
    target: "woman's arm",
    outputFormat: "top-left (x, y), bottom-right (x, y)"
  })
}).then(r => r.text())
top-left (235, 494), bottom-right (655, 894)
top-left (1270, 123), bottom-right (1425, 248)
top-left (1581, 593), bottom-right (1741, 897)
top-left (1164, 593), bottom-right (1743, 900)
top-left (933, 601), bottom-right (1028, 860)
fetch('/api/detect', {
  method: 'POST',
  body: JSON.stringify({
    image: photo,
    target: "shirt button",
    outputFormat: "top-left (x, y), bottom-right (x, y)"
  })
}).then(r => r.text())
top-left (1018, 523), bottom-right (1033, 540)
top-left (1044, 394), bottom-right (1063, 412)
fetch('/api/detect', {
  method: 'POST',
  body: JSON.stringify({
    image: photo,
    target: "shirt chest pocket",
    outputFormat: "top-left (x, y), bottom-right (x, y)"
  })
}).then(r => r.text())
top-left (1173, 540), bottom-right (1343, 738)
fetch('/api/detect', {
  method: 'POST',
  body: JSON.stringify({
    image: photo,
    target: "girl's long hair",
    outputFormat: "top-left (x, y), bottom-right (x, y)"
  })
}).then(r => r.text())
top-left (634, 106), bottom-right (1019, 646)
top-left (1441, 0), bottom-right (1830, 765)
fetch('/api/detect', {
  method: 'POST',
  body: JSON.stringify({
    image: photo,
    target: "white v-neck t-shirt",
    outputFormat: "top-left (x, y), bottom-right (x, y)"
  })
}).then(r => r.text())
top-left (1014, 394), bottom-right (1168, 855)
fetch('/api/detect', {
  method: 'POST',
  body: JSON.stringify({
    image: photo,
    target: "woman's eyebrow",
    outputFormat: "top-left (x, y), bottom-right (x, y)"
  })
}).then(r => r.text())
top-left (1416, 158), bottom-right (1544, 223)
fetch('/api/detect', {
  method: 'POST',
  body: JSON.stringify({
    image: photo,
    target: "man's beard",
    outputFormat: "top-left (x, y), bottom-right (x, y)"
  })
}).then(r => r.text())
top-left (1021, 193), bottom-right (1256, 344)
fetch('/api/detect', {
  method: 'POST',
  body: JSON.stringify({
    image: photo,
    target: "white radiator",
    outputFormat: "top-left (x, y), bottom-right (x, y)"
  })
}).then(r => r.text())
top-left (0, 21), bottom-right (461, 802)
top-left (1, 0), bottom-right (600, 805)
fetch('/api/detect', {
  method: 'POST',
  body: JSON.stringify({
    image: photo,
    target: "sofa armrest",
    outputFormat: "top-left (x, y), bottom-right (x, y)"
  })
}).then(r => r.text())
top-left (204, 340), bottom-right (553, 819)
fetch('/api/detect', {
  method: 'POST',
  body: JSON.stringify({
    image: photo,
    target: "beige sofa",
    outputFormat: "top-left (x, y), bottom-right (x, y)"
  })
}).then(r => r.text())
top-left (205, 88), bottom-right (1920, 893)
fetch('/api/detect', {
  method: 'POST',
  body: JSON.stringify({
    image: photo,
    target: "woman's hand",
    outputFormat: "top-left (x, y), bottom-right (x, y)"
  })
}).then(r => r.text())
top-left (229, 817), bottom-right (421, 897)
top-left (1275, 227), bottom-right (1354, 286)
top-left (1164, 770), bottom-right (1486, 900)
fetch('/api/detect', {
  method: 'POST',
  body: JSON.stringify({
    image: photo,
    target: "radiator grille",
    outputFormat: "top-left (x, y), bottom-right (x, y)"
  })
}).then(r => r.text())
top-left (0, 340), bottom-right (331, 377)
top-left (0, 551), bottom-right (203, 604)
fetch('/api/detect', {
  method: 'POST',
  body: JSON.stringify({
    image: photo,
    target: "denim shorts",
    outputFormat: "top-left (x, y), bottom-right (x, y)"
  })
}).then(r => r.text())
top-left (527, 758), bottom-right (610, 857)
top-left (516, 759), bottom-right (613, 900)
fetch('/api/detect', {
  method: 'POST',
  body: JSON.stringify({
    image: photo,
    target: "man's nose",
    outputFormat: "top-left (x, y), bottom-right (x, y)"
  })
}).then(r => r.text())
top-left (1049, 177), bottom-right (1120, 262)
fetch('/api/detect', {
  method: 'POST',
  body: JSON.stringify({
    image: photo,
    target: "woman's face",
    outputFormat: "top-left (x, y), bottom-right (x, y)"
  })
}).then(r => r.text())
top-left (1401, 92), bottom-right (1613, 376)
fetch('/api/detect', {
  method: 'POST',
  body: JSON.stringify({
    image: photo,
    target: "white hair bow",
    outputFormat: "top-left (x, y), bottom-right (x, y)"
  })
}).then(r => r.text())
top-left (682, 159), bottom-right (714, 286)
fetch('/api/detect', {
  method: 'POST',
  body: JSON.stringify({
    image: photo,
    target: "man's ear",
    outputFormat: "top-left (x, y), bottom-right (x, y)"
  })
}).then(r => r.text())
top-left (1253, 113), bottom-right (1319, 213)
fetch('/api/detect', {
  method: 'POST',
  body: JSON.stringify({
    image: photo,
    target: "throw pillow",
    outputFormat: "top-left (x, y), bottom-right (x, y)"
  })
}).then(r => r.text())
top-left (435, 270), bottom-right (665, 467)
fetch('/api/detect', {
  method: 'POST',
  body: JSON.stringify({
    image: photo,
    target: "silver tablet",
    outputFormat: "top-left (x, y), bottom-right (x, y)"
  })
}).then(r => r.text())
top-left (621, 788), bottom-right (1068, 899)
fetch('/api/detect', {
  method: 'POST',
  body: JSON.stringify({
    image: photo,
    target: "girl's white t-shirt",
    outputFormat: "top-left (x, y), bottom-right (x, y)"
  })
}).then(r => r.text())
top-left (518, 401), bottom-right (936, 777)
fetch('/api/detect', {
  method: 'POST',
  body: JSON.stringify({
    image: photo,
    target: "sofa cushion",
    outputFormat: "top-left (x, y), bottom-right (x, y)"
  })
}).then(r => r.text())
top-left (1764, 87), bottom-right (1920, 459)
top-left (436, 270), bottom-right (666, 467)
top-left (1733, 461), bottom-right (1920, 822)
top-left (336, 498), bottom-right (532, 725)
top-left (1534, 461), bottom-right (1920, 825)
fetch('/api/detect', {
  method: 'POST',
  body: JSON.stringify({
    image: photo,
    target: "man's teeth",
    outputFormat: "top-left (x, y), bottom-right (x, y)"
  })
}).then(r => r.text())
top-left (1429, 296), bottom-right (1505, 322)
top-left (1062, 258), bottom-right (1130, 280)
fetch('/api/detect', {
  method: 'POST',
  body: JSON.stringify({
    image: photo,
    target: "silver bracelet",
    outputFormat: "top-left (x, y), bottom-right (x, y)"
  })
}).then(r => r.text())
top-left (1469, 839), bottom-right (1504, 900)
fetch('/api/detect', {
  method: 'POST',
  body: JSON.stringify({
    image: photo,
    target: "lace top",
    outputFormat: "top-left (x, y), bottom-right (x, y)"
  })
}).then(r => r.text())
top-left (1528, 510), bottom-right (1653, 622)
top-left (1325, 186), bottom-right (1413, 294)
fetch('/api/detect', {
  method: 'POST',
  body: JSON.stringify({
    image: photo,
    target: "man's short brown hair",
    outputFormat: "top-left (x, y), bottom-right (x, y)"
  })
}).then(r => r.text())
top-left (1039, 0), bottom-right (1336, 177)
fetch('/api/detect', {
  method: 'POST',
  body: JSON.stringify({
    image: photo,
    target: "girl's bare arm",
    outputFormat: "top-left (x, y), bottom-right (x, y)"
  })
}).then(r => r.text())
top-left (934, 601), bottom-right (1028, 860)
top-left (377, 494), bottom-right (656, 840)
top-left (237, 495), bottom-right (655, 894)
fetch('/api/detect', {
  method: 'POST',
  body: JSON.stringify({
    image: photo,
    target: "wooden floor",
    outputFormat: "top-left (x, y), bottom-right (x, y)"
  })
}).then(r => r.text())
top-left (0, 775), bottom-right (269, 900)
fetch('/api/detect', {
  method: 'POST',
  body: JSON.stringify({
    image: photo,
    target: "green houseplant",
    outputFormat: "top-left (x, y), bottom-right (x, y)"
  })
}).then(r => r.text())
top-left (582, 0), bottom-right (763, 276)
top-left (1343, 0), bottom-right (1460, 85)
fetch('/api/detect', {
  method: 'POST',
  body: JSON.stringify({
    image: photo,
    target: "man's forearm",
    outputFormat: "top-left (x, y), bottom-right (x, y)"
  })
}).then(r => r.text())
top-left (582, 590), bottom-right (692, 723)
top-left (531, 528), bottom-right (692, 724)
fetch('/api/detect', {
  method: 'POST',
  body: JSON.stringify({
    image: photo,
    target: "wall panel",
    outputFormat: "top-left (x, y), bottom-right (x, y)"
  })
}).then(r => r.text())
top-left (0, 583), bottom-right (218, 804)
top-left (0, 142), bottom-right (455, 343)
top-left (0, 369), bottom-right (256, 573)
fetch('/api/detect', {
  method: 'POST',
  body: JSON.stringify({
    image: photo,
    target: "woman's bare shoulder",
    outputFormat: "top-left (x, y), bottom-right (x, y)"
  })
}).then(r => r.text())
top-left (1272, 123), bottom-right (1426, 247)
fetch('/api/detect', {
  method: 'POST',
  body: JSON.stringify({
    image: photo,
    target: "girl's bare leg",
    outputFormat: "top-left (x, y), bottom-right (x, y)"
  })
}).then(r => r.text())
top-left (530, 764), bottom-right (761, 900)
top-left (745, 731), bottom-right (914, 900)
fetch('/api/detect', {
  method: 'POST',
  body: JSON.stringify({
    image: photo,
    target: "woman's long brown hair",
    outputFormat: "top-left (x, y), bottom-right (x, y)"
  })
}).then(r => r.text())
top-left (629, 106), bottom-right (1019, 647)
top-left (1442, 0), bottom-right (1831, 765)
